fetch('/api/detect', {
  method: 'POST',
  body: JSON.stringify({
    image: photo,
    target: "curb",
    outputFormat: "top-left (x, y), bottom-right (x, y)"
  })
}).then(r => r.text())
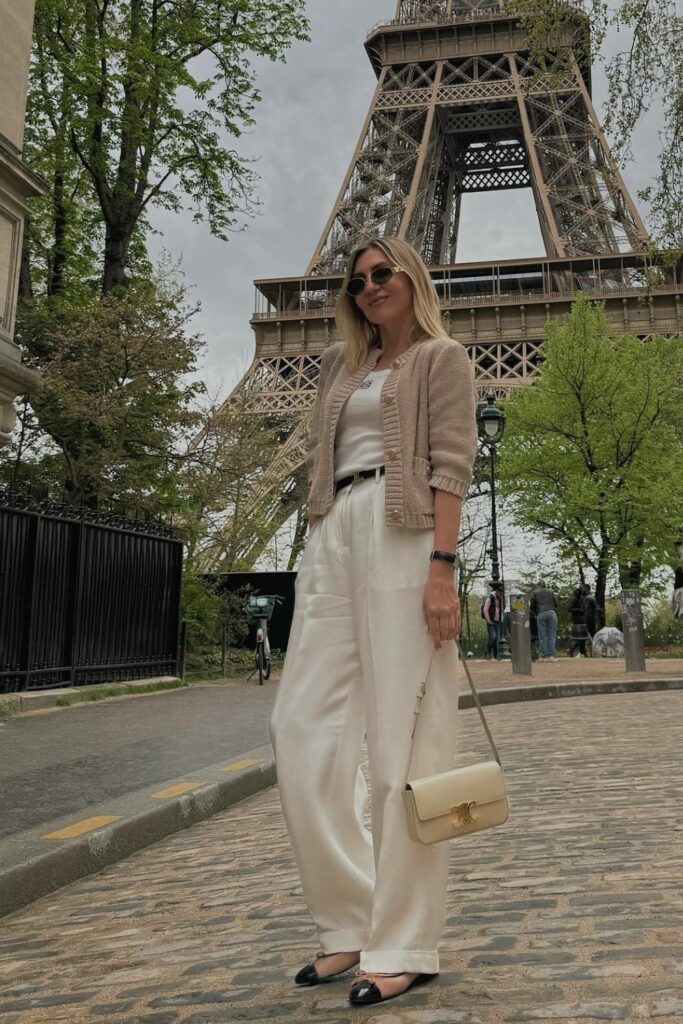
top-left (1, 677), bottom-right (184, 716)
top-left (3, 677), bottom-right (681, 920)
top-left (458, 674), bottom-right (683, 708)
top-left (0, 745), bottom-right (275, 920)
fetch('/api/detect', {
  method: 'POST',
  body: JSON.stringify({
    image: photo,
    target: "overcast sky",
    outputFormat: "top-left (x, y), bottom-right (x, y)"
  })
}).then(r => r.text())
top-left (147, 0), bottom-right (663, 403)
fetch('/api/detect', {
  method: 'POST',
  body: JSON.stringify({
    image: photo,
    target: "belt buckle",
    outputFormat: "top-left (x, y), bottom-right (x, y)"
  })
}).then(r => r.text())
top-left (345, 470), bottom-right (362, 493)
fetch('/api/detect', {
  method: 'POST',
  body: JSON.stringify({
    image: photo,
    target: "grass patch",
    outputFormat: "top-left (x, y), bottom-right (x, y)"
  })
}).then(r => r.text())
top-left (184, 647), bottom-right (285, 683)
top-left (0, 695), bottom-right (22, 718)
top-left (183, 668), bottom-right (235, 682)
top-left (54, 679), bottom-right (187, 707)
top-left (645, 649), bottom-right (683, 659)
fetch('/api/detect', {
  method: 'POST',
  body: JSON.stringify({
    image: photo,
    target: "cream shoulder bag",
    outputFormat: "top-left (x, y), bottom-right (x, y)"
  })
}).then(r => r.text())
top-left (402, 642), bottom-right (510, 845)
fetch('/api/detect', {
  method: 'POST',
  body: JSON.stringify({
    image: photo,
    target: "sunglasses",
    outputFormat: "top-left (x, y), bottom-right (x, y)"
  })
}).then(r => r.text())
top-left (346, 264), bottom-right (405, 297)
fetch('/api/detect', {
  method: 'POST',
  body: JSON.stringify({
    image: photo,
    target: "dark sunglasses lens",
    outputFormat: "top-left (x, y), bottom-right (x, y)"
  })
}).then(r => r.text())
top-left (372, 267), bottom-right (394, 285)
top-left (347, 276), bottom-right (365, 297)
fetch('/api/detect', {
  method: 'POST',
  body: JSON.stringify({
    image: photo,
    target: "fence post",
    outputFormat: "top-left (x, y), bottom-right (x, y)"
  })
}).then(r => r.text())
top-left (68, 520), bottom-right (84, 687)
top-left (178, 619), bottom-right (187, 682)
top-left (19, 514), bottom-right (41, 692)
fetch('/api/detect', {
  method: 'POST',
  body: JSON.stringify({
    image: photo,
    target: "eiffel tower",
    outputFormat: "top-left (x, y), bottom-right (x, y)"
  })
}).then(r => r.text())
top-left (197, 0), bottom-right (681, 572)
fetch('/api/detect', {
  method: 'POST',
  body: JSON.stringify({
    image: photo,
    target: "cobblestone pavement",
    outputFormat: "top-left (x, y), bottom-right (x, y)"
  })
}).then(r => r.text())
top-left (1, 691), bottom-right (681, 1024)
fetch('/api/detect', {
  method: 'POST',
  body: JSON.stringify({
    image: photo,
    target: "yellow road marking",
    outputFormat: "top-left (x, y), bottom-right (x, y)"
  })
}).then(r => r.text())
top-left (150, 782), bottom-right (204, 799)
top-left (42, 816), bottom-right (119, 840)
top-left (223, 758), bottom-right (263, 772)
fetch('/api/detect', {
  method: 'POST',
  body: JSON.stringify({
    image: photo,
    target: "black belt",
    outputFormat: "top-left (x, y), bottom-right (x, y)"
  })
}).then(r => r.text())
top-left (333, 466), bottom-right (385, 496)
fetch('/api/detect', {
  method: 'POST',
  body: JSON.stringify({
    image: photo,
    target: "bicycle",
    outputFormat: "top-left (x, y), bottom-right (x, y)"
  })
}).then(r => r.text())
top-left (243, 593), bottom-right (284, 685)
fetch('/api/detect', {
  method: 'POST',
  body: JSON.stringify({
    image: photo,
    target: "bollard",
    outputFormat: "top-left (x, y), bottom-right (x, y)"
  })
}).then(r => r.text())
top-left (620, 589), bottom-right (646, 672)
top-left (510, 593), bottom-right (532, 675)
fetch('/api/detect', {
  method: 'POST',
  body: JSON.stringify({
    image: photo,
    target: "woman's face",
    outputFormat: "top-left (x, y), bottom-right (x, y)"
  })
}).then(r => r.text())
top-left (351, 246), bottom-right (414, 329)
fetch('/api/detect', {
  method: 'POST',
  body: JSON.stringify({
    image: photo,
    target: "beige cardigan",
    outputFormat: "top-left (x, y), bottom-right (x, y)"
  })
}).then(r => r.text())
top-left (306, 336), bottom-right (478, 528)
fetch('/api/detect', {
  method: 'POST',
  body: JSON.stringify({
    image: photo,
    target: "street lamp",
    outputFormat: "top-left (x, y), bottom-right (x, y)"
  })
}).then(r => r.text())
top-left (477, 393), bottom-right (506, 587)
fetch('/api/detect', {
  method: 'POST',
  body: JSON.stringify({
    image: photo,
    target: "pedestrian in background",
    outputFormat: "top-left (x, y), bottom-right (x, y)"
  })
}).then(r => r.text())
top-left (583, 583), bottom-right (597, 640)
top-left (483, 583), bottom-right (504, 660)
top-left (529, 602), bottom-right (539, 661)
top-left (269, 236), bottom-right (478, 1006)
top-left (568, 582), bottom-right (594, 657)
top-left (671, 561), bottom-right (683, 620)
top-left (531, 580), bottom-right (558, 661)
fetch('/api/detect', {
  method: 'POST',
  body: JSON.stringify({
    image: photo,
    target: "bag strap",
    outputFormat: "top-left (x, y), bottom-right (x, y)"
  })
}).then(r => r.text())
top-left (406, 641), bottom-right (503, 782)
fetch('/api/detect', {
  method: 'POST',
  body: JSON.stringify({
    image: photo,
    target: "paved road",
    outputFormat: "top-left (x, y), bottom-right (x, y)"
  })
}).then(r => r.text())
top-left (0, 690), bottom-right (681, 1023)
top-left (0, 682), bottom-right (276, 839)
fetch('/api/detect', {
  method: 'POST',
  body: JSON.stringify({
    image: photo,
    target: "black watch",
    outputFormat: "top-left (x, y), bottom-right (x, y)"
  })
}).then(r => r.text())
top-left (430, 550), bottom-right (456, 565)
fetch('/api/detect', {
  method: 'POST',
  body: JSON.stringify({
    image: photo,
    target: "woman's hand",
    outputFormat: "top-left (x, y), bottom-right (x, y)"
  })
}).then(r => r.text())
top-left (423, 561), bottom-right (460, 650)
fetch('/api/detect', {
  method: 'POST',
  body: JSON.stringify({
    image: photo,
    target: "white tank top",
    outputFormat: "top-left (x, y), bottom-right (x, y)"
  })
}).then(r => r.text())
top-left (334, 369), bottom-right (391, 482)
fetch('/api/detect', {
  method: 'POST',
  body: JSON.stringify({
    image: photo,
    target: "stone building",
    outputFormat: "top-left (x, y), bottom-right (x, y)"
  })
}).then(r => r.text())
top-left (0, 0), bottom-right (44, 446)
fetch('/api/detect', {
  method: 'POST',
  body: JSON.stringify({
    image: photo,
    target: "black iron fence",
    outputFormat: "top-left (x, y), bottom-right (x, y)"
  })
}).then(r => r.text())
top-left (0, 491), bottom-right (184, 692)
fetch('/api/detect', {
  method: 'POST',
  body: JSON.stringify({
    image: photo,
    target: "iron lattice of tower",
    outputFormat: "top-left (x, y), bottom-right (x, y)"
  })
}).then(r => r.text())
top-left (198, 0), bottom-right (682, 571)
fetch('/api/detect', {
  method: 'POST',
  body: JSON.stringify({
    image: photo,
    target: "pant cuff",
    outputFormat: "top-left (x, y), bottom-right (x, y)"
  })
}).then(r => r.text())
top-left (317, 929), bottom-right (369, 954)
top-left (360, 949), bottom-right (439, 974)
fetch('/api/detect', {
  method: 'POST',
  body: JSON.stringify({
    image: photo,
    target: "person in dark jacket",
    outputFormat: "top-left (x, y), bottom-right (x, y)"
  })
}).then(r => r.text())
top-left (673, 563), bottom-right (683, 620)
top-left (582, 583), bottom-right (597, 638)
top-left (568, 582), bottom-right (595, 657)
top-left (483, 584), bottom-right (503, 660)
top-left (531, 580), bottom-right (558, 661)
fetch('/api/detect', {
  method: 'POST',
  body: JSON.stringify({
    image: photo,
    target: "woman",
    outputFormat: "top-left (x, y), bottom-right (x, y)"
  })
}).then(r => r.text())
top-left (269, 237), bottom-right (478, 1006)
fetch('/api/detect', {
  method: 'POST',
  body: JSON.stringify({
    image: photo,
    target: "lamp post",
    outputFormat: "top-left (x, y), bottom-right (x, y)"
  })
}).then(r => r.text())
top-left (477, 393), bottom-right (506, 588)
top-left (477, 393), bottom-right (509, 661)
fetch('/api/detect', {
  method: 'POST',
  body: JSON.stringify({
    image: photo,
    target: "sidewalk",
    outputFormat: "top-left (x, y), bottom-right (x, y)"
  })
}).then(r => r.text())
top-left (453, 655), bottom-right (683, 689)
top-left (0, 689), bottom-right (681, 1023)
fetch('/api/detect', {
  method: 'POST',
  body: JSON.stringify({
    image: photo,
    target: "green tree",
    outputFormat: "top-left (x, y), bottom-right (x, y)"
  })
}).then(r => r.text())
top-left (509, 0), bottom-right (683, 248)
top-left (497, 294), bottom-right (683, 621)
top-left (25, 0), bottom-right (309, 294)
top-left (3, 277), bottom-right (205, 511)
top-left (178, 380), bottom-right (293, 573)
top-left (180, 570), bottom-right (249, 673)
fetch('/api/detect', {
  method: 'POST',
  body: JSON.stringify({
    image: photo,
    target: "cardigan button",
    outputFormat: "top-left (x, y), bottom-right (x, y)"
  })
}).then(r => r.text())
top-left (392, 359), bottom-right (400, 369)
top-left (387, 449), bottom-right (399, 461)
top-left (382, 393), bottom-right (394, 405)
top-left (389, 509), bottom-right (401, 521)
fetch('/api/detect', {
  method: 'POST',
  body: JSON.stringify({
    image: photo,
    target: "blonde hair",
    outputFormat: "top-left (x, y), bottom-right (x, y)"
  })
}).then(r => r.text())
top-left (335, 236), bottom-right (446, 373)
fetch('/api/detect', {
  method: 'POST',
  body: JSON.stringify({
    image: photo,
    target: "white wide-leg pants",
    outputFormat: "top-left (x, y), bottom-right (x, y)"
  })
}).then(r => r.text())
top-left (269, 472), bottom-right (460, 975)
